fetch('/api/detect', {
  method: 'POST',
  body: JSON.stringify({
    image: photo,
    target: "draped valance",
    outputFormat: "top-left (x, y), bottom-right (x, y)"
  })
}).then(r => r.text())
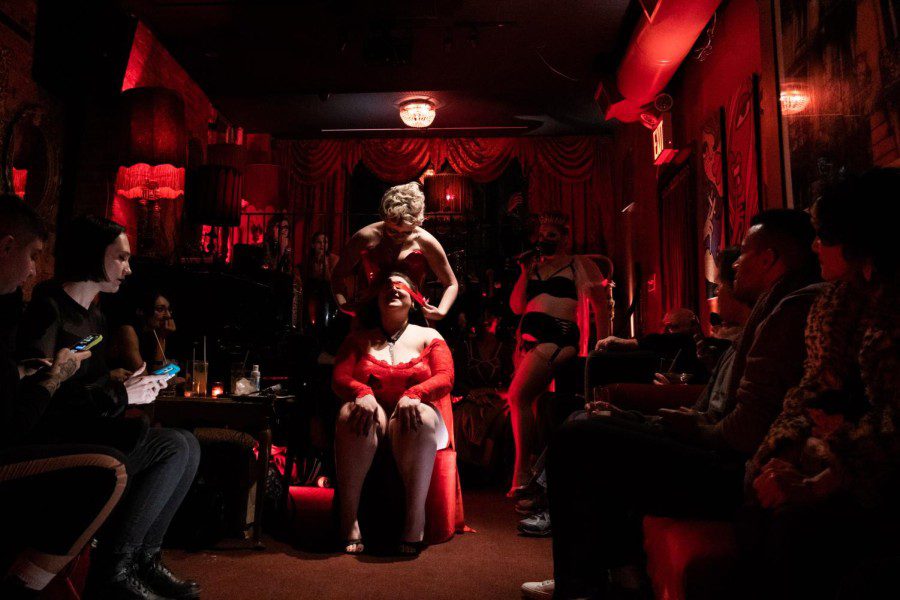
top-left (273, 135), bottom-right (614, 256)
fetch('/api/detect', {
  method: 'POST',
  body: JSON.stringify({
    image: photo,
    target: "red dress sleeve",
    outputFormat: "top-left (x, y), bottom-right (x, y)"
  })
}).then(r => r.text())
top-left (332, 333), bottom-right (374, 402)
top-left (403, 339), bottom-right (454, 405)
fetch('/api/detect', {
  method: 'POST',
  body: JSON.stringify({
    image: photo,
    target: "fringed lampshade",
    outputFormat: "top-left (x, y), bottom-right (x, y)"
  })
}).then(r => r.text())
top-left (118, 87), bottom-right (186, 168)
top-left (188, 165), bottom-right (243, 226)
top-left (115, 87), bottom-right (188, 258)
top-left (423, 173), bottom-right (472, 213)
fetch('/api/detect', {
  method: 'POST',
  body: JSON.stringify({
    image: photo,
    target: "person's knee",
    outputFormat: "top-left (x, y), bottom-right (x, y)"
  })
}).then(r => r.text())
top-left (174, 429), bottom-right (201, 472)
top-left (389, 405), bottom-right (439, 441)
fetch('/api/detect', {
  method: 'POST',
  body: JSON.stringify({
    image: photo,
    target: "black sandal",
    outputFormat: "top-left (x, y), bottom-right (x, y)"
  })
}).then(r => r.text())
top-left (343, 538), bottom-right (365, 554)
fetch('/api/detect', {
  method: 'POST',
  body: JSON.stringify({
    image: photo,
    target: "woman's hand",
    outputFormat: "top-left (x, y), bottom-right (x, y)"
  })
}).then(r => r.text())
top-left (394, 396), bottom-right (423, 432)
top-left (753, 458), bottom-right (840, 508)
top-left (123, 364), bottom-right (168, 406)
top-left (653, 372), bottom-right (673, 386)
top-left (421, 303), bottom-right (444, 321)
top-left (348, 394), bottom-right (379, 436)
top-left (585, 399), bottom-right (625, 419)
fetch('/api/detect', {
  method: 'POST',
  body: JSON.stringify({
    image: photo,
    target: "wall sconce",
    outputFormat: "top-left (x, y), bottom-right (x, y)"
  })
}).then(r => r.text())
top-left (779, 83), bottom-right (811, 115)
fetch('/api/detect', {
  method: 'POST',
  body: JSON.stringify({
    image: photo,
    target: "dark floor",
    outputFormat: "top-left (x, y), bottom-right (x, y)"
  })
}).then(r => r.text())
top-left (164, 489), bottom-right (551, 599)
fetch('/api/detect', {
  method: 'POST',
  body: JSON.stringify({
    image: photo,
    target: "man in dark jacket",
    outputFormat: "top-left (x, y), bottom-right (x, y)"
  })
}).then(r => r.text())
top-left (523, 210), bottom-right (825, 600)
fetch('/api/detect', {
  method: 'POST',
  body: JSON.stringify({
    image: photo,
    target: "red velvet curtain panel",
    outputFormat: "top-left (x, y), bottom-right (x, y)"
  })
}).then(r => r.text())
top-left (275, 136), bottom-right (613, 256)
top-left (659, 165), bottom-right (698, 317)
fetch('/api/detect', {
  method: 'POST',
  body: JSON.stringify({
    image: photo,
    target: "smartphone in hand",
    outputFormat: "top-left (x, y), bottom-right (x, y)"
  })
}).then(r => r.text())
top-left (152, 363), bottom-right (181, 380)
top-left (71, 334), bottom-right (103, 352)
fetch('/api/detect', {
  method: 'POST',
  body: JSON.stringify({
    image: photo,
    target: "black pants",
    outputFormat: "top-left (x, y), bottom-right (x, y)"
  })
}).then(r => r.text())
top-left (99, 428), bottom-right (201, 555)
top-left (547, 417), bottom-right (744, 599)
top-left (0, 444), bottom-right (127, 560)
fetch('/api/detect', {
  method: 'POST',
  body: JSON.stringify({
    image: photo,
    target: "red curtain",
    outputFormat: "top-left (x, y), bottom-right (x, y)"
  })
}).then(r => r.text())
top-left (659, 165), bottom-right (698, 317)
top-left (275, 136), bottom-right (614, 257)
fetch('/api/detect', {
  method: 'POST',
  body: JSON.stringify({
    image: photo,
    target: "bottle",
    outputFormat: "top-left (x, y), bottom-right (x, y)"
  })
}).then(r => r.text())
top-left (250, 364), bottom-right (261, 392)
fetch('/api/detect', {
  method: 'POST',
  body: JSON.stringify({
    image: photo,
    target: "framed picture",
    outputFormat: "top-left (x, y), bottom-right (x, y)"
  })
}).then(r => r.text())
top-left (774, 0), bottom-right (900, 208)
top-left (725, 75), bottom-right (763, 244)
top-left (699, 108), bottom-right (728, 299)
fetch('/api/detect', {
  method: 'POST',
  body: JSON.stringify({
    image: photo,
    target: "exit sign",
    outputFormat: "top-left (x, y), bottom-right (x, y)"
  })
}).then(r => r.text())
top-left (652, 115), bottom-right (675, 165)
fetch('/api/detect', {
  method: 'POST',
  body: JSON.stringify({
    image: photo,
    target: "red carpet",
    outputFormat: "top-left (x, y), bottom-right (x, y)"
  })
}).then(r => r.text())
top-left (164, 489), bottom-right (552, 599)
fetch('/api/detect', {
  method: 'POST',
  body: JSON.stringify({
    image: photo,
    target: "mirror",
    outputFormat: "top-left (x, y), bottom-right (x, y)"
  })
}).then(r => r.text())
top-left (2, 105), bottom-right (59, 216)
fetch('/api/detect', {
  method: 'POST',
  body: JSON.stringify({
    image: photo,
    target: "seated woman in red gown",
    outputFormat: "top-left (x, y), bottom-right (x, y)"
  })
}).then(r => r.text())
top-left (332, 272), bottom-right (454, 555)
top-left (331, 182), bottom-right (458, 321)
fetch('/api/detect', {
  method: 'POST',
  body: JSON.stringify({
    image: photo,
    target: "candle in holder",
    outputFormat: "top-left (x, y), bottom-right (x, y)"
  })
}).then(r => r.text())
top-left (211, 383), bottom-right (224, 397)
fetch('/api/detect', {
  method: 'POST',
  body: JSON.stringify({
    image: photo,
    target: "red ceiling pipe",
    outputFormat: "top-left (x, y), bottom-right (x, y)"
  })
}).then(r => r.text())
top-left (602, 0), bottom-right (723, 122)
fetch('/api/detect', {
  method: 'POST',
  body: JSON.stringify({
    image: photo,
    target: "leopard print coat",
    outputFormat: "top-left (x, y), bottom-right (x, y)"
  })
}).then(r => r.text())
top-left (748, 276), bottom-right (900, 506)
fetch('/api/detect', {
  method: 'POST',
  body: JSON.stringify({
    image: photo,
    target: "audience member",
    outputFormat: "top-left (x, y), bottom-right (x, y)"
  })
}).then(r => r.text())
top-left (507, 212), bottom-right (608, 494)
top-left (522, 209), bottom-right (823, 599)
top-left (0, 195), bottom-right (127, 600)
top-left (744, 168), bottom-right (900, 598)
top-left (301, 231), bottom-right (340, 338)
top-left (109, 288), bottom-right (177, 375)
top-left (332, 272), bottom-right (455, 555)
top-left (596, 307), bottom-right (706, 381)
top-left (263, 214), bottom-right (293, 274)
top-left (332, 182), bottom-right (459, 321)
top-left (16, 215), bottom-right (201, 600)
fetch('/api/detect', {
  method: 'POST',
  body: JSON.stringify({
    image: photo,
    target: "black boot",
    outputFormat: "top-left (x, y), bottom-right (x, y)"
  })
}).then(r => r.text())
top-left (135, 550), bottom-right (200, 599)
top-left (85, 552), bottom-right (170, 600)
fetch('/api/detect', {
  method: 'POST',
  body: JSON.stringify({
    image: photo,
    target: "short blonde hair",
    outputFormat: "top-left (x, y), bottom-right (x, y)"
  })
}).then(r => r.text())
top-left (380, 183), bottom-right (425, 227)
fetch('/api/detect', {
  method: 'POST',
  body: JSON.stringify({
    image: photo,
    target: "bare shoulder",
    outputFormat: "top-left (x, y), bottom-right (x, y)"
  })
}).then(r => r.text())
top-left (409, 324), bottom-right (445, 345)
top-left (355, 222), bottom-right (382, 242)
top-left (415, 228), bottom-right (446, 255)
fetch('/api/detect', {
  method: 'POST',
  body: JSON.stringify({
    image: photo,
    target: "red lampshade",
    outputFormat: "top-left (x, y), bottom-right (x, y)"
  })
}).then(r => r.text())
top-left (119, 87), bottom-right (186, 168)
top-left (188, 166), bottom-right (243, 226)
top-left (424, 173), bottom-right (472, 213)
top-left (243, 163), bottom-right (282, 209)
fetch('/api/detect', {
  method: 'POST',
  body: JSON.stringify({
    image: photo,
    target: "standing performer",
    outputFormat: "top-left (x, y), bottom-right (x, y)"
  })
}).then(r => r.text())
top-left (507, 212), bottom-right (609, 495)
top-left (332, 182), bottom-right (458, 321)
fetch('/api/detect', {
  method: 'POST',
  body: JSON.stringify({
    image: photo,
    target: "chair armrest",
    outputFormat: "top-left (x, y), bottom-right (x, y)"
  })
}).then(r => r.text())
top-left (605, 383), bottom-right (705, 413)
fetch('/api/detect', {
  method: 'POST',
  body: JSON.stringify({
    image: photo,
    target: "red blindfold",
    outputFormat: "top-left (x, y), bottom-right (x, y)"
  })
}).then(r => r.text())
top-left (392, 281), bottom-right (428, 306)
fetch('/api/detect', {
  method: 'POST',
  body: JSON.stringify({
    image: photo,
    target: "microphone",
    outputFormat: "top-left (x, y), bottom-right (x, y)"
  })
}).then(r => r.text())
top-left (514, 247), bottom-right (540, 262)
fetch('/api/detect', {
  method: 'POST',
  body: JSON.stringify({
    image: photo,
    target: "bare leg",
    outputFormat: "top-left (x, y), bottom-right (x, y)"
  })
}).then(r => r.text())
top-left (335, 402), bottom-right (386, 552)
top-left (389, 404), bottom-right (441, 545)
top-left (507, 343), bottom-right (576, 490)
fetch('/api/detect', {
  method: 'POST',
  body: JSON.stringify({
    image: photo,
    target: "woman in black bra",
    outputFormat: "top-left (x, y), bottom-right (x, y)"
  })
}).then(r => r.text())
top-left (507, 212), bottom-right (607, 494)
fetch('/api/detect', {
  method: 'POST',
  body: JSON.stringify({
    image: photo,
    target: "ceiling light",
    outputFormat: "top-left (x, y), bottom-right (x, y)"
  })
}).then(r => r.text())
top-left (399, 99), bottom-right (436, 128)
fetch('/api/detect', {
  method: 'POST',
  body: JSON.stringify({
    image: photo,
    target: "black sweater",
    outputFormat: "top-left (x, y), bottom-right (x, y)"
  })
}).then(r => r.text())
top-left (16, 283), bottom-right (127, 425)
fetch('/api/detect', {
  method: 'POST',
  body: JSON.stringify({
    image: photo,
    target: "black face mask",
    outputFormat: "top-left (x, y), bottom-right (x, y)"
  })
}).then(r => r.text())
top-left (537, 240), bottom-right (559, 255)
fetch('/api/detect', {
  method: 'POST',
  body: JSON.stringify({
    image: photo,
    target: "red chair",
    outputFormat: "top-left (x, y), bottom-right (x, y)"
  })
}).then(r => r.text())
top-left (287, 399), bottom-right (465, 547)
top-left (604, 384), bottom-right (740, 600)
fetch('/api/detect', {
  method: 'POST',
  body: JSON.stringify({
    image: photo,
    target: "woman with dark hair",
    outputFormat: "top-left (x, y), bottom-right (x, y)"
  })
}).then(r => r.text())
top-left (301, 231), bottom-right (340, 335)
top-left (746, 168), bottom-right (900, 597)
top-left (110, 289), bottom-right (177, 375)
top-left (507, 212), bottom-right (609, 494)
top-left (17, 215), bottom-right (202, 600)
top-left (263, 214), bottom-right (293, 274)
top-left (332, 272), bottom-right (459, 555)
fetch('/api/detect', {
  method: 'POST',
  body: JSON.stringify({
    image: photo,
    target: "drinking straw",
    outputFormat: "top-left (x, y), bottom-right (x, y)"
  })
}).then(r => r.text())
top-left (241, 349), bottom-right (250, 373)
top-left (153, 330), bottom-right (167, 363)
top-left (203, 336), bottom-right (207, 364)
top-left (668, 349), bottom-right (683, 373)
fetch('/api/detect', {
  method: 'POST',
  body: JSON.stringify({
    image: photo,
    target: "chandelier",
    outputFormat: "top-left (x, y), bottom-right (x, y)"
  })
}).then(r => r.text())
top-left (399, 99), bottom-right (436, 128)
